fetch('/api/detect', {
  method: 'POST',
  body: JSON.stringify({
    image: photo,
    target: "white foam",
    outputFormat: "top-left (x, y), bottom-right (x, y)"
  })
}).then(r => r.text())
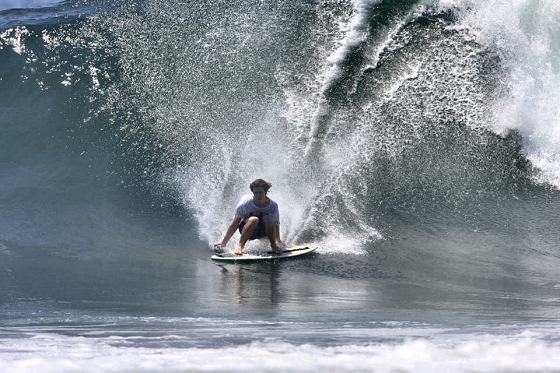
top-left (2, 329), bottom-right (560, 372)
top-left (305, 0), bottom-right (383, 157)
top-left (323, 0), bottom-right (383, 86)
top-left (0, 27), bottom-right (30, 55)
top-left (313, 234), bottom-right (368, 255)
top-left (437, 0), bottom-right (560, 189)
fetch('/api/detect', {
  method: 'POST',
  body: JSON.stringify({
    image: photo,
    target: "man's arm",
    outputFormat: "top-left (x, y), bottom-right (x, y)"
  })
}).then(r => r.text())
top-left (273, 202), bottom-right (284, 245)
top-left (214, 215), bottom-right (242, 247)
top-left (275, 224), bottom-right (285, 247)
top-left (276, 224), bottom-right (281, 240)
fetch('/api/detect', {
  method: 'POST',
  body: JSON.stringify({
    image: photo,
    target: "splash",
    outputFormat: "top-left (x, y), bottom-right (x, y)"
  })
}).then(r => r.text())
top-left (65, 0), bottom-right (536, 255)
top-left (0, 27), bottom-right (31, 55)
top-left (304, 0), bottom-right (382, 159)
top-left (438, 0), bottom-right (560, 188)
top-left (130, 0), bottom-right (386, 253)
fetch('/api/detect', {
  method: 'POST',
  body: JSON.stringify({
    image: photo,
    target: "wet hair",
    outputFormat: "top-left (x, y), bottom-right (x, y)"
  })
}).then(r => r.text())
top-left (250, 178), bottom-right (272, 193)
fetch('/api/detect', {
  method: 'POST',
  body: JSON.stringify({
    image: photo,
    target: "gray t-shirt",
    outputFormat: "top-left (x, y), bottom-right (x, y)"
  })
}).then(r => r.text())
top-left (235, 195), bottom-right (280, 226)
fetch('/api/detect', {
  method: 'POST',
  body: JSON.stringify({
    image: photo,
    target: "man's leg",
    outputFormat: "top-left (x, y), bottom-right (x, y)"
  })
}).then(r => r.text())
top-left (264, 219), bottom-right (282, 254)
top-left (234, 217), bottom-right (259, 255)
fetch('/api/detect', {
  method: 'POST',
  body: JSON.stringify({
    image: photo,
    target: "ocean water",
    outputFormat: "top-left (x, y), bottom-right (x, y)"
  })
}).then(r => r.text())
top-left (2, 0), bottom-right (560, 371)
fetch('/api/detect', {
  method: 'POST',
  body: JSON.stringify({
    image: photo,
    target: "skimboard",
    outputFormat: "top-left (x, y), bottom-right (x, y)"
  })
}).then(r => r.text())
top-left (211, 245), bottom-right (317, 263)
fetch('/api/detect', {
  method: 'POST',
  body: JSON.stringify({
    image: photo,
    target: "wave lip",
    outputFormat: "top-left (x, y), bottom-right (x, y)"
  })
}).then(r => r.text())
top-left (439, 0), bottom-right (560, 190)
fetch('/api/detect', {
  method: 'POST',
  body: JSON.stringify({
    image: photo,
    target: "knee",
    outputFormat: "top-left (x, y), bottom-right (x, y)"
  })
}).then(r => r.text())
top-left (246, 216), bottom-right (260, 226)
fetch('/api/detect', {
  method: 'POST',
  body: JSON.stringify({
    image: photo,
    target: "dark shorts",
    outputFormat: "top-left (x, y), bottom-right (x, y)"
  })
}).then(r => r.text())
top-left (239, 216), bottom-right (267, 240)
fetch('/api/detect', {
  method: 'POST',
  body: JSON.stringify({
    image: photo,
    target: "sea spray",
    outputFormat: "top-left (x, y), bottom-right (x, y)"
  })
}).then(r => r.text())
top-left (438, 0), bottom-right (560, 188)
top-left (7, 0), bottom-right (542, 256)
top-left (2, 3), bottom-right (560, 372)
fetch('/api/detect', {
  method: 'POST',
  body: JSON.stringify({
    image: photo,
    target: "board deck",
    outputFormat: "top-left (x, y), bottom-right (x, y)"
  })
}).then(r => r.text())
top-left (211, 245), bottom-right (317, 263)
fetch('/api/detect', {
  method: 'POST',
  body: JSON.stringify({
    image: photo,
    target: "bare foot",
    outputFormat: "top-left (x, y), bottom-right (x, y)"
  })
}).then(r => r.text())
top-left (233, 244), bottom-right (243, 255)
top-left (272, 245), bottom-right (283, 255)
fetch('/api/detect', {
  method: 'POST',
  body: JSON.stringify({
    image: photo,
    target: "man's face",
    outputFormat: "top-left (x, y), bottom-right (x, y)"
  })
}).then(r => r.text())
top-left (252, 187), bottom-right (266, 203)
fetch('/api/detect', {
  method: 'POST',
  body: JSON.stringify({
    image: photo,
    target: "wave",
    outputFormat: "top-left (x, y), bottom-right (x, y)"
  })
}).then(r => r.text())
top-left (2, 0), bottom-right (560, 264)
top-left (2, 317), bottom-right (560, 372)
top-left (0, 0), bottom-right (64, 12)
top-left (3, 10), bottom-right (560, 372)
top-left (0, 0), bottom-right (118, 30)
top-left (438, 0), bottom-right (560, 188)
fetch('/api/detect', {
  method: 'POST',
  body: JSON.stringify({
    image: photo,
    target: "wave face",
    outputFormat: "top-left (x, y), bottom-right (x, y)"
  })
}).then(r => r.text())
top-left (450, 0), bottom-right (560, 188)
top-left (2, 1), bottom-right (560, 370)
top-left (1, 0), bottom-right (560, 319)
top-left (67, 0), bottom-right (557, 253)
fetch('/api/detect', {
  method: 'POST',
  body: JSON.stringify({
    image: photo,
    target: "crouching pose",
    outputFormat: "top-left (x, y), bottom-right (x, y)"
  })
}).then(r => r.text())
top-left (214, 178), bottom-right (284, 255)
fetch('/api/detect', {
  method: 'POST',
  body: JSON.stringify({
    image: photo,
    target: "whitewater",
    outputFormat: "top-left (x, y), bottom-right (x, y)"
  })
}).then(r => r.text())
top-left (2, 0), bottom-right (560, 371)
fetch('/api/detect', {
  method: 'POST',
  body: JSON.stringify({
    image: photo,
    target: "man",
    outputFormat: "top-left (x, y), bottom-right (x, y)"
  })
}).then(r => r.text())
top-left (214, 178), bottom-right (284, 255)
